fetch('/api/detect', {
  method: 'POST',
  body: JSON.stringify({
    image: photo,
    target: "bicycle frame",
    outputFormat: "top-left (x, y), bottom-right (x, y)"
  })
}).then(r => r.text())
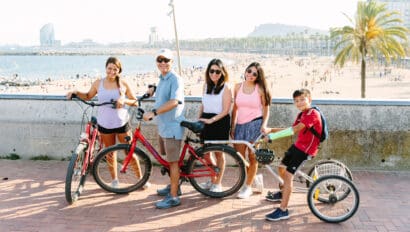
top-left (205, 138), bottom-right (315, 191)
top-left (78, 119), bottom-right (100, 175)
top-left (120, 121), bottom-right (217, 178)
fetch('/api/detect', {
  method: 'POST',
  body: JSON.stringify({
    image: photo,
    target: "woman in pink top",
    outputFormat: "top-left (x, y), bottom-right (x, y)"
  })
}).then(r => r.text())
top-left (231, 62), bottom-right (271, 199)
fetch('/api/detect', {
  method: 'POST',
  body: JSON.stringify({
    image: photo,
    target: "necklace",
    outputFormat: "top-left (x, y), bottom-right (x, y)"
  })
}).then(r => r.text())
top-left (242, 83), bottom-right (255, 94)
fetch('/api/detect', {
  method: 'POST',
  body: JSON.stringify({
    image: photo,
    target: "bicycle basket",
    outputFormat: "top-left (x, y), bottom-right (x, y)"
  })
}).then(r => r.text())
top-left (255, 149), bottom-right (275, 165)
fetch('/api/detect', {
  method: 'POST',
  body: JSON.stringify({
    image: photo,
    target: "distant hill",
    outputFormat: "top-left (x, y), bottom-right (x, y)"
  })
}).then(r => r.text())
top-left (248, 23), bottom-right (328, 37)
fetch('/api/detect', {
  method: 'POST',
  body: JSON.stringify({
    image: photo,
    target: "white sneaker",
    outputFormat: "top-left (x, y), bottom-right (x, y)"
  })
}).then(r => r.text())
top-left (111, 179), bottom-right (119, 188)
top-left (199, 180), bottom-right (212, 189)
top-left (237, 185), bottom-right (252, 199)
top-left (253, 174), bottom-right (264, 193)
top-left (142, 181), bottom-right (151, 190)
top-left (209, 184), bottom-right (222, 192)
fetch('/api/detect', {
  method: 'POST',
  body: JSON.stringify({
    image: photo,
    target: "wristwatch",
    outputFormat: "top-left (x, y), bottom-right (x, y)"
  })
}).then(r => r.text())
top-left (151, 109), bottom-right (158, 116)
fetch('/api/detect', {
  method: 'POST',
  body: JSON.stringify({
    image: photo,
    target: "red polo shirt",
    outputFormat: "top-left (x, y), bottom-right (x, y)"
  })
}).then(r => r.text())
top-left (293, 108), bottom-right (322, 156)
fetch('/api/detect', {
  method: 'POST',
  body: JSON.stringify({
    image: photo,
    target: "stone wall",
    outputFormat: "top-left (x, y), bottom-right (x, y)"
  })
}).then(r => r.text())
top-left (0, 94), bottom-right (409, 170)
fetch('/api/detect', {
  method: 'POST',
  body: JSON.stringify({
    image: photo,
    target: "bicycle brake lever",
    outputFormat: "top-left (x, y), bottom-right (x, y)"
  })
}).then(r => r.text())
top-left (111, 99), bottom-right (116, 109)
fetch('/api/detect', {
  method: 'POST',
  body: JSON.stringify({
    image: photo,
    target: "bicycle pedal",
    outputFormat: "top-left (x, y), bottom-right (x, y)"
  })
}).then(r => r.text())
top-left (160, 167), bottom-right (169, 176)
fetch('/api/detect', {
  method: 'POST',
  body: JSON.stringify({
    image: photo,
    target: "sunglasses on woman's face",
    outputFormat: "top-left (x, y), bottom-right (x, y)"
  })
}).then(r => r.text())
top-left (246, 69), bottom-right (258, 77)
top-left (209, 69), bottom-right (222, 75)
top-left (157, 57), bottom-right (171, 63)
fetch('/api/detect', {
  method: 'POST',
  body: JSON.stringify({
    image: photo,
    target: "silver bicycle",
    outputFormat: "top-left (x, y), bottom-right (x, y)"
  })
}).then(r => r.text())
top-left (206, 135), bottom-right (359, 223)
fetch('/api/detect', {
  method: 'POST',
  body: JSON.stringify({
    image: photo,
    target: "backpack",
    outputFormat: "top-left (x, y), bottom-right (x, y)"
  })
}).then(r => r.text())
top-left (297, 106), bottom-right (329, 142)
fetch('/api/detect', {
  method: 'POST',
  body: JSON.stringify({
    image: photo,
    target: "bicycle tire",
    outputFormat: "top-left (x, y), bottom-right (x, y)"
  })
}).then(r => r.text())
top-left (92, 144), bottom-right (152, 194)
top-left (307, 175), bottom-right (360, 223)
top-left (306, 159), bottom-right (353, 187)
top-left (187, 145), bottom-right (246, 198)
top-left (65, 143), bottom-right (87, 204)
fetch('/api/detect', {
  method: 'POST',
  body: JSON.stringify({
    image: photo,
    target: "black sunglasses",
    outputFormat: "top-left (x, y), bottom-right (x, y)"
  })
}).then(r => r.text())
top-left (246, 69), bottom-right (258, 77)
top-left (157, 57), bottom-right (171, 63)
top-left (209, 69), bottom-right (222, 75)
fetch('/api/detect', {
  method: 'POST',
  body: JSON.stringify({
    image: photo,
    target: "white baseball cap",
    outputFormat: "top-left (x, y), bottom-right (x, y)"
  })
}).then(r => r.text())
top-left (156, 48), bottom-right (174, 60)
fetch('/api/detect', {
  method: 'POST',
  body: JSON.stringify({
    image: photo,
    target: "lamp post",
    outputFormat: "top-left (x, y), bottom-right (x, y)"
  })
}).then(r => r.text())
top-left (168, 0), bottom-right (182, 76)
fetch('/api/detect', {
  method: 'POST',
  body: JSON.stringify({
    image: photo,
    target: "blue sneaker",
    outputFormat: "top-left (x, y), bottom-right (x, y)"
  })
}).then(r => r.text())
top-left (155, 194), bottom-right (181, 209)
top-left (265, 191), bottom-right (282, 202)
top-left (157, 184), bottom-right (182, 196)
top-left (265, 208), bottom-right (290, 221)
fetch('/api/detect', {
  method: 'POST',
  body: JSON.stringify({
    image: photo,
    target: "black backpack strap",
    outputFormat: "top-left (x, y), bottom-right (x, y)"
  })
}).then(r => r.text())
top-left (309, 127), bottom-right (321, 139)
top-left (299, 108), bottom-right (321, 139)
top-left (309, 108), bottom-right (321, 139)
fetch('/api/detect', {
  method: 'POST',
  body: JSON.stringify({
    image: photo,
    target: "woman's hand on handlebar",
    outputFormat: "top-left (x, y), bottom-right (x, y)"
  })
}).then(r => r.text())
top-left (115, 96), bottom-right (126, 108)
top-left (66, 91), bottom-right (77, 100)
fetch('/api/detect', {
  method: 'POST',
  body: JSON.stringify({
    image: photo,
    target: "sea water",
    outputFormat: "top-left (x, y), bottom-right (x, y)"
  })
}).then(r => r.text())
top-left (0, 55), bottom-right (215, 81)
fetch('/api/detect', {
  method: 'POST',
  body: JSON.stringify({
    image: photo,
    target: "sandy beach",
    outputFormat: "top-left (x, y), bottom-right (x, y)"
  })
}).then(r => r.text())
top-left (1, 50), bottom-right (409, 99)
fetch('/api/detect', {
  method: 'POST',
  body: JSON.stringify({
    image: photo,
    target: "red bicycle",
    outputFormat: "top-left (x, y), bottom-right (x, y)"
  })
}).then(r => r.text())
top-left (92, 95), bottom-right (247, 198)
top-left (65, 94), bottom-right (115, 204)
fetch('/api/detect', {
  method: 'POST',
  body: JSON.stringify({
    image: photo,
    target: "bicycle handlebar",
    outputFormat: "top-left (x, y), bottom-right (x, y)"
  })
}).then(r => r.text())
top-left (71, 93), bottom-right (116, 108)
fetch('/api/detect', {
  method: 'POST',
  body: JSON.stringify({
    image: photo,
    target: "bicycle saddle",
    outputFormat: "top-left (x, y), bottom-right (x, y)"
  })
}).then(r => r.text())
top-left (180, 120), bottom-right (205, 134)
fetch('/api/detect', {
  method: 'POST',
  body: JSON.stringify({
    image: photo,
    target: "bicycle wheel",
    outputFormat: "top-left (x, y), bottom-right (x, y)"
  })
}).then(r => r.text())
top-left (307, 175), bottom-right (360, 223)
top-left (306, 159), bottom-right (353, 187)
top-left (187, 145), bottom-right (246, 198)
top-left (65, 142), bottom-right (87, 204)
top-left (93, 144), bottom-right (152, 194)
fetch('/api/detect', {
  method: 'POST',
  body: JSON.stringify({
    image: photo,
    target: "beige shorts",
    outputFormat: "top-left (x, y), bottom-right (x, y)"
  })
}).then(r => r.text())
top-left (158, 136), bottom-right (182, 162)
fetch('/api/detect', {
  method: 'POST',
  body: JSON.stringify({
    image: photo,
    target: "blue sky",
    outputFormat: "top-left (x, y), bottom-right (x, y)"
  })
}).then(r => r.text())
top-left (1, 0), bottom-right (359, 46)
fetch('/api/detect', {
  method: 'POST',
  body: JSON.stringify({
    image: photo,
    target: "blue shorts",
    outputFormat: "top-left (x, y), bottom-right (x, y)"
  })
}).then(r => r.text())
top-left (234, 117), bottom-right (262, 142)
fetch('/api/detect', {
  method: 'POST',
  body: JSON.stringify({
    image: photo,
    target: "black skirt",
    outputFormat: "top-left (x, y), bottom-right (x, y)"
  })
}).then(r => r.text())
top-left (200, 112), bottom-right (231, 140)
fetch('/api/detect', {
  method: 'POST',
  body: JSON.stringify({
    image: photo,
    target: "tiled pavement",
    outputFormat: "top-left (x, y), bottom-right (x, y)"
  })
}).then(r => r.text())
top-left (1, 160), bottom-right (409, 232)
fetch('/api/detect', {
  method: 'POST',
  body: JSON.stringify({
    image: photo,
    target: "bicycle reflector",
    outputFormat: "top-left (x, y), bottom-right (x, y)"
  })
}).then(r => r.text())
top-left (255, 149), bottom-right (275, 165)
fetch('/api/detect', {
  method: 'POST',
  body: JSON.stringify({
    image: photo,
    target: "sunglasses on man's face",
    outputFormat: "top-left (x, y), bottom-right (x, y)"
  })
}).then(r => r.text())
top-left (157, 57), bottom-right (171, 63)
top-left (246, 69), bottom-right (258, 77)
top-left (209, 69), bottom-right (222, 75)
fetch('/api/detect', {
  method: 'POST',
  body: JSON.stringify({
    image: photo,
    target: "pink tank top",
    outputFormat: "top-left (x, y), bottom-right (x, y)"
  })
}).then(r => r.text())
top-left (235, 83), bottom-right (262, 124)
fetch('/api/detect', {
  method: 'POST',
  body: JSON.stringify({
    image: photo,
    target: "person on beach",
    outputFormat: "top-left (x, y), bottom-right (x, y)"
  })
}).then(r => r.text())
top-left (66, 56), bottom-right (150, 189)
top-left (142, 48), bottom-right (185, 209)
top-left (264, 88), bottom-right (322, 221)
top-left (197, 58), bottom-right (232, 192)
top-left (231, 62), bottom-right (271, 199)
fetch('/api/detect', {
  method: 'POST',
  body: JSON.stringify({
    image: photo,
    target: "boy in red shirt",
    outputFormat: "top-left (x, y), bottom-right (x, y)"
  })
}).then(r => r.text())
top-left (264, 89), bottom-right (322, 221)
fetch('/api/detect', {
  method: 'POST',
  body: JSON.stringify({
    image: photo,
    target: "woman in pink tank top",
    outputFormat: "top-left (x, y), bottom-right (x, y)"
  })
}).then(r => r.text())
top-left (231, 62), bottom-right (272, 199)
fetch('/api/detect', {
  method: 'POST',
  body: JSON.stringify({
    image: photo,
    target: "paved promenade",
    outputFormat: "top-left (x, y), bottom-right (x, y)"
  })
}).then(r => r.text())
top-left (1, 160), bottom-right (409, 232)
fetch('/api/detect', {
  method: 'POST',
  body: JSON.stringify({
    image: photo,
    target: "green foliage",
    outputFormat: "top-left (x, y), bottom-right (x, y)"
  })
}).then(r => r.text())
top-left (30, 155), bottom-right (53, 161)
top-left (0, 153), bottom-right (21, 160)
top-left (330, 0), bottom-right (409, 98)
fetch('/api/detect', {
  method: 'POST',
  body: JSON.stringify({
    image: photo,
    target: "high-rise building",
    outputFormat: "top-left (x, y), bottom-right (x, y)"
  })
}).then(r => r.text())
top-left (377, 0), bottom-right (410, 29)
top-left (40, 23), bottom-right (60, 46)
top-left (148, 27), bottom-right (159, 46)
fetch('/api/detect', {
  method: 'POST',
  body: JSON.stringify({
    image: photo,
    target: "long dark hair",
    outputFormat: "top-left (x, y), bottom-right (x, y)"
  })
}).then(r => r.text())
top-left (105, 57), bottom-right (123, 88)
top-left (205, 58), bottom-right (229, 94)
top-left (245, 62), bottom-right (271, 106)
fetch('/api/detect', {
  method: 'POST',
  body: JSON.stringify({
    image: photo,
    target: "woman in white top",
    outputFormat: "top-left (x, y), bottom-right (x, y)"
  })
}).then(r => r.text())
top-left (198, 58), bottom-right (232, 192)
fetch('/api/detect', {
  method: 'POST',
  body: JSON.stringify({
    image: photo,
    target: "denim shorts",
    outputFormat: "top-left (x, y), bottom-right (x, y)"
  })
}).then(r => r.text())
top-left (234, 118), bottom-right (262, 142)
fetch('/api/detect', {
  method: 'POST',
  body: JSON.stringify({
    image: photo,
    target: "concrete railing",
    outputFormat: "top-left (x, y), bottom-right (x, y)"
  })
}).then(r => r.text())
top-left (0, 94), bottom-right (409, 170)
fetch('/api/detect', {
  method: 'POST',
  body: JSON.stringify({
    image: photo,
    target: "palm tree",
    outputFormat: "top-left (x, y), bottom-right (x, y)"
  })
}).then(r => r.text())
top-left (330, 0), bottom-right (409, 98)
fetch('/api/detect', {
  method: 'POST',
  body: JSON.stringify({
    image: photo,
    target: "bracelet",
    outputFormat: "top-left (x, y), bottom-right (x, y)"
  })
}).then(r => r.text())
top-left (152, 109), bottom-right (158, 116)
